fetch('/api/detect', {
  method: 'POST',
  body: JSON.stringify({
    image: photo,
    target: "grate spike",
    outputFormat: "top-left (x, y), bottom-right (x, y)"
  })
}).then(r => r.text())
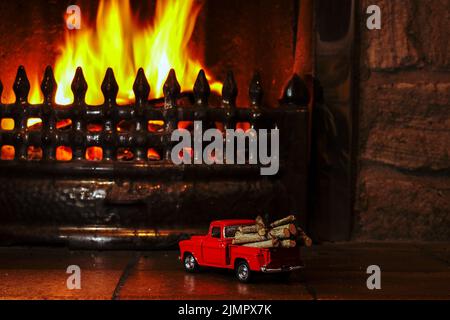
top-left (13, 66), bottom-right (30, 104)
top-left (41, 66), bottom-right (57, 104)
top-left (281, 74), bottom-right (309, 106)
top-left (249, 71), bottom-right (263, 107)
top-left (101, 68), bottom-right (119, 103)
top-left (222, 70), bottom-right (238, 106)
top-left (71, 67), bottom-right (88, 103)
top-left (193, 69), bottom-right (210, 105)
top-left (0, 79), bottom-right (3, 103)
top-left (133, 68), bottom-right (150, 102)
top-left (163, 69), bottom-right (181, 106)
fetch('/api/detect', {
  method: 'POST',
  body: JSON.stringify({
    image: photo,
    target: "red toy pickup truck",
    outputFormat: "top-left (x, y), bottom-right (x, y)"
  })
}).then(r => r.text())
top-left (179, 219), bottom-right (303, 282)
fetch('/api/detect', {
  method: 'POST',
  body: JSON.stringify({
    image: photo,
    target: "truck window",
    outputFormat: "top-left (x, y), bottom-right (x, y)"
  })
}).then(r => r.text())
top-left (211, 227), bottom-right (221, 239)
top-left (224, 225), bottom-right (240, 238)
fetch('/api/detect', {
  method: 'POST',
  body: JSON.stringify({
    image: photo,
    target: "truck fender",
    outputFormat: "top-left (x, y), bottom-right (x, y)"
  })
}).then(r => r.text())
top-left (233, 257), bottom-right (249, 269)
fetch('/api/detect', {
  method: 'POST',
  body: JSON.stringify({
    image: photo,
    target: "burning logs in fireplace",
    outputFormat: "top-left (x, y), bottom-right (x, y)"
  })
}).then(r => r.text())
top-left (233, 215), bottom-right (312, 248)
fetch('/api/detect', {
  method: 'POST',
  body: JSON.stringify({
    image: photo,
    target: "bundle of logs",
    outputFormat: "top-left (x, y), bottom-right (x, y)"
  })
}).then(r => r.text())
top-left (232, 215), bottom-right (312, 249)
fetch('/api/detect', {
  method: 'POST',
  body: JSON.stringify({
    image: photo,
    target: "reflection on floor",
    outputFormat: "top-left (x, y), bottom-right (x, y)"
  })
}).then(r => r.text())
top-left (0, 243), bottom-right (448, 300)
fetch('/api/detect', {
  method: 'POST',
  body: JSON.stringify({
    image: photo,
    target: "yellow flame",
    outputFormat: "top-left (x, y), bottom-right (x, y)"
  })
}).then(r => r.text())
top-left (27, 118), bottom-right (42, 129)
top-left (29, 75), bottom-right (44, 104)
top-left (54, 0), bottom-right (221, 105)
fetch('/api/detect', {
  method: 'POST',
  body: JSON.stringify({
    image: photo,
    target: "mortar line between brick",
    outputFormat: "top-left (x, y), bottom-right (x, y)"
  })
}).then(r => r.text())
top-left (111, 252), bottom-right (141, 300)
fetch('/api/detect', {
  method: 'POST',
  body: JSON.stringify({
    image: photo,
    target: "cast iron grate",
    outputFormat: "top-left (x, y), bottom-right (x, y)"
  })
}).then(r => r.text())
top-left (0, 66), bottom-right (309, 168)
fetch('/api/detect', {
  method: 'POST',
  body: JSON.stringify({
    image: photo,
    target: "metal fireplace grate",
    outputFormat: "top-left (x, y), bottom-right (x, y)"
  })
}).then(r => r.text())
top-left (0, 66), bottom-right (308, 165)
top-left (0, 65), bottom-right (310, 249)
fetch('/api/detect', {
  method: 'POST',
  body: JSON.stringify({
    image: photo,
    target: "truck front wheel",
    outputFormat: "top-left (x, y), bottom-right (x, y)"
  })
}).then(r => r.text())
top-left (184, 253), bottom-right (199, 273)
top-left (235, 261), bottom-right (252, 283)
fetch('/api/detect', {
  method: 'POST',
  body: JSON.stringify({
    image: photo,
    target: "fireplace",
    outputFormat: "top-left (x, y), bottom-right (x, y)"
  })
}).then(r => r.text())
top-left (0, 0), bottom-right (358, 248)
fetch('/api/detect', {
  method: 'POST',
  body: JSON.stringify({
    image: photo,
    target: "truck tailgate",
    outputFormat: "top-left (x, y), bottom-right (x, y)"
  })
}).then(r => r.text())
top-left (266, 247), bottom-right (302, 268)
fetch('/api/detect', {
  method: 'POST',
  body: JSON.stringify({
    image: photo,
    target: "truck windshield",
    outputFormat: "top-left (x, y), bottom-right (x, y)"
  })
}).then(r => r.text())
top-left (224, 225), bottom-right (248, 238)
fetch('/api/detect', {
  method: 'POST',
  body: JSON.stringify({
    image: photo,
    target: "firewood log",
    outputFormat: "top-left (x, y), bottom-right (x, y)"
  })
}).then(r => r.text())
top-left (238, 223), bottom-right (266, 236)
top-left (268, 227), bottom-right (290, 239)
top-left (242, 238), bottom-right (279, 248)
top-left (257, 226), bottom-right (267, 236)
top-left (255, 215), bottom-right (265, 226)
top-left (233, 233), bottom-right (267, 245)
top-left (270, 215), bottom-right (296, 228)
top-left (255, 216), bottom-right (266, 236)
top-left (297, 227), bottom-right (312, 247)
top-left (280, 239), bottom-right (297, 248)
top-left (271, 223), bottom-right (297, 236)
top-left (238, 225), bottom-right (258, 234)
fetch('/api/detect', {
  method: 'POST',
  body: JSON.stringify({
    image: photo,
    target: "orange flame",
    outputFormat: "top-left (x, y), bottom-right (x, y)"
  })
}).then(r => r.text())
top-left (1, 0), bottom-right (220, 148)
top-left (54, 0), bottom-right (221, 105)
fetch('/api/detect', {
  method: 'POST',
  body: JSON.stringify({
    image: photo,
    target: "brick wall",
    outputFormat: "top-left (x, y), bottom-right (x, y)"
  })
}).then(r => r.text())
top-left (354, 0), bottom-right (449, 240)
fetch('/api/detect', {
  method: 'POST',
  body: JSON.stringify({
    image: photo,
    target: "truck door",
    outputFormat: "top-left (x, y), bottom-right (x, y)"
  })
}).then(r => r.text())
top-left (202, 225), bottom-right (227, 266)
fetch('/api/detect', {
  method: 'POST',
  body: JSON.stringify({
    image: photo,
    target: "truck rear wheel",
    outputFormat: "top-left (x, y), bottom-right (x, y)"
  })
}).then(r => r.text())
top-left (183, 253), bottom-right (199, 273)
top-left (235, 261), bottom-right (252, 283)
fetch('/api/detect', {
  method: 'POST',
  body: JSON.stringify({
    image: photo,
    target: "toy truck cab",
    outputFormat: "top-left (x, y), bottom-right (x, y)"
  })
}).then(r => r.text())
top-left (179, 219), bottom-right (303, 282)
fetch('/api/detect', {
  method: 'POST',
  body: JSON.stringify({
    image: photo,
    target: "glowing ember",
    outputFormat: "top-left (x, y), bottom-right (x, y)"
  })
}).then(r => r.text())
top-left (27, 146), bottom-right (43, 160)
top-left (56, 146), bottom-right (72, 161)
top-left (57, 119), bottom-right (73, 130)
top-left (178, 121), bottom-right (194, 131)
top-left (117, 148), bottom-right (134, 161)
top-left (147, 120), bottom-right (165, 133)
top-left (26, 118), bottom-right (43, 131)
top-left (87, 123), bottom-right (103, 133)
top-left (86, 147), bottom-right (103, 161)
top-left (53, 0), bottom-right (221, 105)
top-left (147, 148), bottom-right (161, 161)
top-left (0, 145), bottom-right (15, 160)
top-left (0, 119), bottom-right (14, 131)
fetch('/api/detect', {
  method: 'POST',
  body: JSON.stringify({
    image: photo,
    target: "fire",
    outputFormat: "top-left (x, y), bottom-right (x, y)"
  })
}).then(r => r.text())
top-left (1, 0), bottom-right (221, 161)
top-left (54, 0), bottom-right (221, 105)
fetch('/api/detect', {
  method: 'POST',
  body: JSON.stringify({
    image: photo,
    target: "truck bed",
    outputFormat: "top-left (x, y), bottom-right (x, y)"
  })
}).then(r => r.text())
top-left (229, 244), bottom-right (302, 272)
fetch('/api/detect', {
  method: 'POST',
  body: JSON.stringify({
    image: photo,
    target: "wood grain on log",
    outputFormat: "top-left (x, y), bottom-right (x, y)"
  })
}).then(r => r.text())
top-left (238, 225), bottom-right (257, 234)
top-left (297, 227), bottom-right (312, 247)
top-left (233, 233), bottom-right (267, 245)
top-left (270, 215), bottom-right (296, 228)
top-left (268, 227), bottom-right (290, 239)
top-left (257, 227), bottom-right (267, 236)
top-left (255, 215), bottom-right (265, 226)
top-left (242, 238), bottom-right (279, 248)
top-left (238, 222), bottom-right (266, 236)
top-left (272, 223), bottom-right (297, 236)
top-left (280, 240), bottom-right (296, 248)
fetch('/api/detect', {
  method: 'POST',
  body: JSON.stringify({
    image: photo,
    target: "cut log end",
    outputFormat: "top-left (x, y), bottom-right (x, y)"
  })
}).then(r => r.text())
top-left (268, 227), bottom-right (290, 240)
top-left (257, 228), bottom-right (267, 236)
top-left (280, 240), bottom-right (296, 248)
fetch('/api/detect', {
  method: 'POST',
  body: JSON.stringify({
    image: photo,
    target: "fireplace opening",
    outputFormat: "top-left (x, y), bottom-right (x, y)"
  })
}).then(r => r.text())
top-left (0, 0), bottom-right (357, 248)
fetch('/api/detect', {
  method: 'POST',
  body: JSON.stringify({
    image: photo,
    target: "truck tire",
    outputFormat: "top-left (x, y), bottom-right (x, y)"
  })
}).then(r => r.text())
top-left (183, 253), bottom-right (199, 273)
top-left (235, 261), bottom-right (252, 283)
